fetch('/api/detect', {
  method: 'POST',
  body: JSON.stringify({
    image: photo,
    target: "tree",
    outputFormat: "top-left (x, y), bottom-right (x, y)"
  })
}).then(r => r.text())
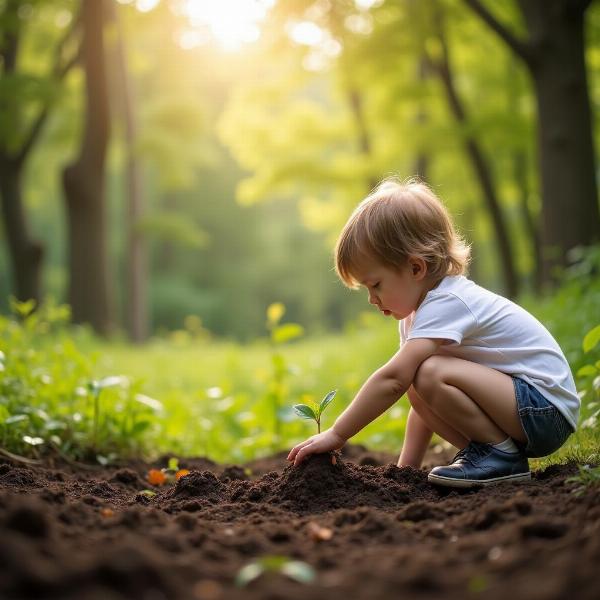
top-left (0, 0), bottom-right (78, 305)
top-left (425, 2), bottom-right (519, 296)
top-left (62, 0), bottom-right (112, 334)
top-left (108, 1), bottom-right (147, 342)
top-left (465, 0), bottom-right (600, 283)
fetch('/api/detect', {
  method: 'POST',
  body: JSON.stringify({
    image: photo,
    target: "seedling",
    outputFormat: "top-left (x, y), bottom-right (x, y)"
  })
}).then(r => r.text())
top-left (235, 555), bottom-right (315, 587)
top-left (293, 390), bottom-right (336, 434)
top-left (87, 375), bottom-right (128, 453)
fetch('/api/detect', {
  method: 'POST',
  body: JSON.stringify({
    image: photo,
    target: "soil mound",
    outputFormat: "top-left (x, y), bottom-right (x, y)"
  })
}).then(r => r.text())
top-left (227, 453), bottom-right (438, 513)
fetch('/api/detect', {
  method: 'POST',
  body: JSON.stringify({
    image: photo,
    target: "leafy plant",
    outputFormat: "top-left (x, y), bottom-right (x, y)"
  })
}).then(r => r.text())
top-left (576, 324), bottom-right (600, 431)
top-left (235, 555), bottom-right (315, 587)
top-left (264, 303), bottom-right (304, 446)
top-left (566, 463), bottom-right (600, 495)
top-left (293, 390), bottom-right (336, 434)
top-left (0, 299), bottom-right (163, 462)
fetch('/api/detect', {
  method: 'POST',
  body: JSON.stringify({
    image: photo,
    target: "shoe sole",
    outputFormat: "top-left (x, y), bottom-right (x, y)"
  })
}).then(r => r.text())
top-left (427, 471), bottom-right (532, 489)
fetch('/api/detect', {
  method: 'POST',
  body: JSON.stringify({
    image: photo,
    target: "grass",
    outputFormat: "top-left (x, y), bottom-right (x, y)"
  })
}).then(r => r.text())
top-left (1, 248), bottom-right (599, 468)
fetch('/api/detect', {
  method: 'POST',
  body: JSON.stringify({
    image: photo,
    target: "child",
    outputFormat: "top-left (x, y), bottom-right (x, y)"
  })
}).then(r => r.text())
top-left (287, 178), bottom-right (579, 488)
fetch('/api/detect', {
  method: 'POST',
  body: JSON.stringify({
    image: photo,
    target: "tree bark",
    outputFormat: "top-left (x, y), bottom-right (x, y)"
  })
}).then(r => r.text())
top-left (62, 0), bottom-right (112, 335)
top-left (465, 0), bottom-right (600, 285)
top-left (513, 151), bottom-right (543, 290)
top-left (347, 87), bottom-right (378, 191)
top-left (0, 0), bottom-right (43, 304)
top-left (521, 1), bottom-right (599, 280)
top-left (0, 161), bottom-right (43, 303)
top-left (413, 56), bottom-right (430, 183)
top-left (109, 2), bottom-right (148, 342)
top-left (0, 0), bottom-right (79, 306)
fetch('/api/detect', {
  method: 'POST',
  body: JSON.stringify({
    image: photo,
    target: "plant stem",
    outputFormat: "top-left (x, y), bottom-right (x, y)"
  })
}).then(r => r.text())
top-left (93, 391), bottom-right (99, 453)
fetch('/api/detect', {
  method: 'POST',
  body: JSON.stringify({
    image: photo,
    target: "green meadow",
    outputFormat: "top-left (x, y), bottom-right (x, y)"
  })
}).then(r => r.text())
top-left (2, 253), bottom-right (599, 471)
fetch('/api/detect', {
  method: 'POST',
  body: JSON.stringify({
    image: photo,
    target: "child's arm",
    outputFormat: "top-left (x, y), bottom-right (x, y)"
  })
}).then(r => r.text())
top-left (287, 337), bottom-right (441, 466)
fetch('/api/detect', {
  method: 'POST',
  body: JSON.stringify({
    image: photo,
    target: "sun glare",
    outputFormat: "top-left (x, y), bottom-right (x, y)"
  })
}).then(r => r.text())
top-left (179, 0), bottom-right (275, 51)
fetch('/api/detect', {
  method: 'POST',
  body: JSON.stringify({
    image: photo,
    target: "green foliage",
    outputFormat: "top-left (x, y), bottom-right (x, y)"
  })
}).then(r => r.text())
top-left (1, 263), bottom-right (600, 468)
top-left (566, 462), bottom-right (600, 496)
top-left (576, 322), bottom-right (600, 433)
top-left (0, 300), bottom-right (162, 462)
top-left (264, 302), bottom-right (305, 446)
top-left (293, 389), bottom-right (336, 434)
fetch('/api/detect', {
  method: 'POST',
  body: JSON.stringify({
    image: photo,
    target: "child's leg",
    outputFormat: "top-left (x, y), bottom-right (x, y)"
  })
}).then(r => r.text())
top-left (397, 388), bottom-right (468, 468)
top-left (407, 387), bottom-right (470, 449)
top-left (412, 355), bottom-right (527, 445)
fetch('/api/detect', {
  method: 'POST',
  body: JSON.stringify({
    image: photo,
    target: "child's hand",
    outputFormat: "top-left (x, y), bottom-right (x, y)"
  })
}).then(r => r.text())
top-left (287, 428), bottom-right (346, 466)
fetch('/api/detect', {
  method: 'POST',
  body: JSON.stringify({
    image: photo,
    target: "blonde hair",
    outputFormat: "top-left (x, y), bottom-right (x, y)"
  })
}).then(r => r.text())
top-left (335, 177), bottom-right (471, 288)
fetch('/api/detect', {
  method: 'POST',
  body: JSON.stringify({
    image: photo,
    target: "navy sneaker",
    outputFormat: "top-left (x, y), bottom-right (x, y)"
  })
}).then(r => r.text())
top-left (428, 441), bottom-right (531, 488)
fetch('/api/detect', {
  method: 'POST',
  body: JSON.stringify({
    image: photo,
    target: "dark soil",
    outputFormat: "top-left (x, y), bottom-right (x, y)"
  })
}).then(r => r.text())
top-left (0, 444), bottom-right (598, 600)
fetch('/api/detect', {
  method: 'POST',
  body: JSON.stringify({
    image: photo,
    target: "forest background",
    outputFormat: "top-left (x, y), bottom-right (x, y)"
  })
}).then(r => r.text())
top-left (1, 0), bottom-right (599, 465)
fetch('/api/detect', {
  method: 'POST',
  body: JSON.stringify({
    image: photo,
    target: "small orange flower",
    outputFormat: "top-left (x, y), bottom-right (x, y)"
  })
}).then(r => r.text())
top-left (175, 469), bottom-right (190, 480)
top-left (147, 468), bottom-right (167, 485)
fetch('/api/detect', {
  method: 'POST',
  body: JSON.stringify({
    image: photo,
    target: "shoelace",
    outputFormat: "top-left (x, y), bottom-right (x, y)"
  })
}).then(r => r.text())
top-left (452, 442), bottom-right (488, 465)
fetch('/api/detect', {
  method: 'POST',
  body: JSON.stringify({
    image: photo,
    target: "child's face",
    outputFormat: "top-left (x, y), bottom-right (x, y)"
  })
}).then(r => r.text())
top-left (353, 256), bottom-right (429, 320)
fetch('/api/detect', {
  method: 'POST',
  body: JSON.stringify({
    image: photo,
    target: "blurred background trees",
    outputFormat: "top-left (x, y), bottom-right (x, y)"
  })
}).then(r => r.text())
top-left (0, 0), bottom-right (598, 341)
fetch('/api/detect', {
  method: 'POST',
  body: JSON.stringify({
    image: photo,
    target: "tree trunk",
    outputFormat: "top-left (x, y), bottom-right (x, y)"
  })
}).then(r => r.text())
top-left (347, 88), bottom-right (378, 191)
top-left (430, 10), bottom-right (519, 297)
top-left (413, 56), bottom-right (431, 183)
top-left (513, 151), bottom-right (543, 290)
top-left (465, 0), bottom-right (600, 286)
top-left (110, 2), bottom-right (148, 342)
top-left (0, 161), bottom-right (43, 303)
top-left (62, 0), bottom-right (112, 335)
top-left (521, 1), bottom-right (600, 280)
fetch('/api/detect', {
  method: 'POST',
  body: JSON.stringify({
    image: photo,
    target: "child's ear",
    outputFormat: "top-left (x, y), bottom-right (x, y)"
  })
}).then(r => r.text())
top-left (409, 257), bottom-right (427, 280)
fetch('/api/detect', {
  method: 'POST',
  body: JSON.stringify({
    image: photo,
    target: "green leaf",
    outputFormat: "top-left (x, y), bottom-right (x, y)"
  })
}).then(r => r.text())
top-left (131, 420), bottom-right (152, 435)
top-left (5, 414), bottom-right (28, 425)
top-left (577, 365), bottom-right (598, 378)
top-left (272, 323), bottom-right (304, 344)
top-left (293, 404), bottom-right (317, 420)
top-left (583, 325), bottom-right (600, 353)
top-left (235, 562), bottom-right (264, 587)
top-left (266, 303), bottom-right (285, 328)
top-left (138, 489), bottom-right (157, 498)
top-left (280, 560), bottom-right (316, 584)
top-left (319, 390), bottom-right (337, 414)
top-left (168, 457), bottom-right (179, 471)
top-left (10, 298), bottom-right (36, 318)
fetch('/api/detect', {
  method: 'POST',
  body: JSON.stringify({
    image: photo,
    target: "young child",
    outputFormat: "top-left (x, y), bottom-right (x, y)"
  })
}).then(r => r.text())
top-left (287, 178), bottom-right (579, 488)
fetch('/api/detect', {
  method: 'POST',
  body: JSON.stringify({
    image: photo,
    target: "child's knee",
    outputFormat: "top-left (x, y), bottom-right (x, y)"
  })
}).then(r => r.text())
top-left (413, 355), bottom-right (446, 397)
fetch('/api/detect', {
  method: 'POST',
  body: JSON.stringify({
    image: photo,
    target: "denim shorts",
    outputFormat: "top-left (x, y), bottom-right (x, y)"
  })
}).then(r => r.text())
top-left (513, 377), bottom-right (573, 458)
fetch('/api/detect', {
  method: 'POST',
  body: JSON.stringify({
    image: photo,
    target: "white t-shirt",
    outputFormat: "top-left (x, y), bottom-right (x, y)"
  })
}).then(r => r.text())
top-left (400, 275), bottom-right (579, 430)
